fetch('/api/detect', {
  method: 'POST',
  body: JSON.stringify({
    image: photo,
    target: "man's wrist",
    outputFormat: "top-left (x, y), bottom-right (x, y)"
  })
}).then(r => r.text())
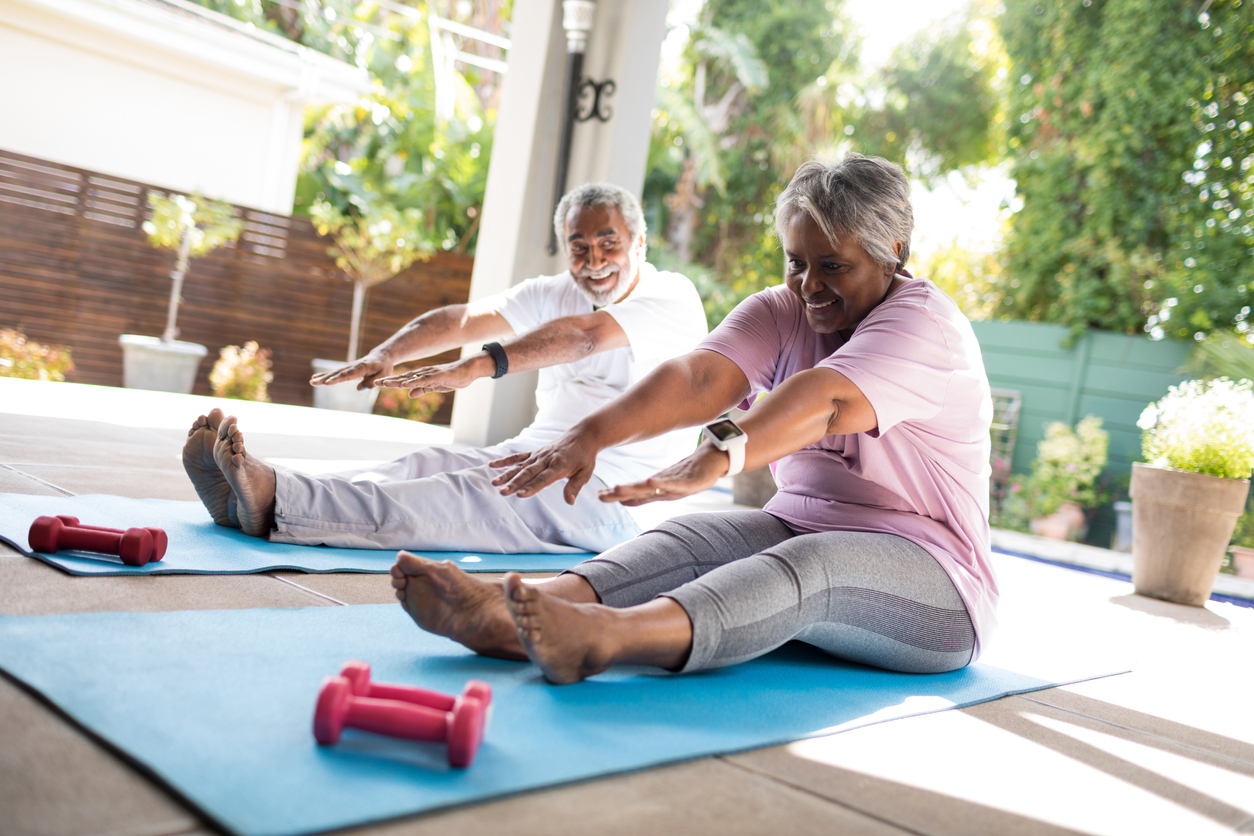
top-left (471, 352), bottom-right (499, 380)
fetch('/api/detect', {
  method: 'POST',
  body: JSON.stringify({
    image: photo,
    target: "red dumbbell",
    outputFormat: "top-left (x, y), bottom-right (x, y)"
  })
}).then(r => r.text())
top-left (338, 661), bottom-right (492, 714)
top-left (312, 675), bottom-right (487, 767)
top-left (54, 516), bottom-right (167, 562)
top-left (28, 516), bottom-right (159, 567)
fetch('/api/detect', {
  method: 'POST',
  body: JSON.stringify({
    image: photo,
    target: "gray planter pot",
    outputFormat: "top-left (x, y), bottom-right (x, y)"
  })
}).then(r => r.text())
top-left (1130, 462), bottom-right (1250, 606)
top-left (118, 334), bottom-right (207, 394)
top-left (310, 358), bottom-right (380, 413)
top-left (733, 465), bottom-right (778, 508)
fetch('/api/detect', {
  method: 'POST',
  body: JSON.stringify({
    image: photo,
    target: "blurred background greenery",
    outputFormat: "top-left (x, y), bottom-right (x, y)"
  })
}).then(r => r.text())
top-left (186, 0), bottom-right (1252, 348)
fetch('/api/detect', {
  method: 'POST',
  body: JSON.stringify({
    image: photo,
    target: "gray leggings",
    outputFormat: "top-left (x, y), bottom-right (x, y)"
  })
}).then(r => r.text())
top-left (569, 511), bottom-right (976, 674)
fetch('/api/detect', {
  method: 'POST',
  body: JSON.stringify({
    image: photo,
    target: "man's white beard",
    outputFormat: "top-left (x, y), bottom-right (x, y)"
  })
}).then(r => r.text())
top-left (576, 269), bottom-right (631, 306)
top-left (574, 246), bottom-right (642, 307)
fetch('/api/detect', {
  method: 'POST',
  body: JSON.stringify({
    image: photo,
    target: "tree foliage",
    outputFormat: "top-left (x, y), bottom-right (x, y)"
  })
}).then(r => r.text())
top-left (646, 0), bottom-right (1008, 327)
top-left (994, 0), bottom-right (1254, 341)
top-left (191, 0), bottom-right (502, 254)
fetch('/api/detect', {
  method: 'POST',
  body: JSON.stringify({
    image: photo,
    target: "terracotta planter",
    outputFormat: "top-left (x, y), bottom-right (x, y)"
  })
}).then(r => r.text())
top-left (1030, 501), bottom-right (1087, 541)
top-left (1231, 546), bottom-right (1254, 579)
top-left (310, 359), bottom-right (380, 413)
top-left (1130, 463), bottom-right (1250, 606)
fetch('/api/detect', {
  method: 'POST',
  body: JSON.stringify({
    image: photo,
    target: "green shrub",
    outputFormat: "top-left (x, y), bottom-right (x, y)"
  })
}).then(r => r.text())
top-left (0, 329), bottom-right (74, 381)
top-left (1138, 378), bottom-right (1254, 479)
top-left (374, 387), bottom-right (443, 423)
top-left (1024, 415), bottom-right (1109, 518)
top-left (209, 342), bottom-right (272, 402)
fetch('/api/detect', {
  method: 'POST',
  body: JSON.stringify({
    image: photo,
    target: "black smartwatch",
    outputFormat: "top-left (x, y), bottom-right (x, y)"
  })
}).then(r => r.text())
top-left (482, 342), bottom-right (508, 379)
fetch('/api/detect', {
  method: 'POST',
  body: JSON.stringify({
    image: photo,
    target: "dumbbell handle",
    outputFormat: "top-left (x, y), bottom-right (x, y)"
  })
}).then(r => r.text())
top-left (55, 526), bottom-right (126, 554)
top-left (56, 516), bottom-right (122, 534)
top-left (54, 516), bottom-right (166, 562)
top-left (361, 682), bottom-right (457, 711)
top-left (342, 694), bottom-right (449, 742)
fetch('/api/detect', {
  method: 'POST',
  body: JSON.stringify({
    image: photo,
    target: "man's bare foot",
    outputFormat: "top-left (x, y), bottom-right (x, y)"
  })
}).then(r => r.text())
top-left (182, 408), bottom-right (238, 528)
top-left (390, 553), bottom-right (526, 661)
top-left (212, 415), bottom-right (276, 538)
top-left (503, 572), bottom-right (614, 684)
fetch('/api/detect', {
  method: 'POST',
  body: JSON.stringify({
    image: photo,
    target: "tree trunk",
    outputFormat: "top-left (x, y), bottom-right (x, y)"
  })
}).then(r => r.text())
top-left (161, 226), bottom-right (193, 343)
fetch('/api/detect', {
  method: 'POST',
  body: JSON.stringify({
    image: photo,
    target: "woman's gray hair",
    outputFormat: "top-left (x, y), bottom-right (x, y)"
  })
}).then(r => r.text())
top-left (553, 182), bottom-right (647, 251)
top-left (773, 154), bottom-right (913, 273)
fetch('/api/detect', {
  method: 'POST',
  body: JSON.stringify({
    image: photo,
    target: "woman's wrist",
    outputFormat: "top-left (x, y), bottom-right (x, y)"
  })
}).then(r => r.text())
top-left (696, 440), bottom-right (733, 477)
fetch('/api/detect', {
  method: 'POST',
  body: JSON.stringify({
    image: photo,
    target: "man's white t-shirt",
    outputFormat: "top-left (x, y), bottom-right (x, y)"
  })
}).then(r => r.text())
top-left (484, 262), bottom-right (708, 487)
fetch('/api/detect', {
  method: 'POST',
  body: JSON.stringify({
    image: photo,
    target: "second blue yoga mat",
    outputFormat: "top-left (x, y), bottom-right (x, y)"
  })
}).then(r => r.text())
top-left (0, 493), bottom-right (593, 574)
top-left (0, 604), bottom-right (1127, 836)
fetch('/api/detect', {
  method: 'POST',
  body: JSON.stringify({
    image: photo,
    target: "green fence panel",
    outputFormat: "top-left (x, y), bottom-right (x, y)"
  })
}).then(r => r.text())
top-left (971, 321), bottom-right (1192, 482)
top-left (971, 321), bottom-right (1197, 546)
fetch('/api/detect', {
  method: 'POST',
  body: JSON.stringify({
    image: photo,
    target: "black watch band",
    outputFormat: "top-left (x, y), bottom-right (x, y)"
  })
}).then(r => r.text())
top-left (482, 342), bottom-right (508, 379)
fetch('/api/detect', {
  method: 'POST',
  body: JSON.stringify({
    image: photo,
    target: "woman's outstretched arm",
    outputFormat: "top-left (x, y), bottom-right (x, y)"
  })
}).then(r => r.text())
top-left (491, 349), bottom-right (750, 504)
top-left (600, 365), bottom-right (876, 506)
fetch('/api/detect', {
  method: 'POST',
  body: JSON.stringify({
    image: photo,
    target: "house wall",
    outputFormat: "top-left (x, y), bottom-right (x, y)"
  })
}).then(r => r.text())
top-left (0, 0), bottom-right (367, 213)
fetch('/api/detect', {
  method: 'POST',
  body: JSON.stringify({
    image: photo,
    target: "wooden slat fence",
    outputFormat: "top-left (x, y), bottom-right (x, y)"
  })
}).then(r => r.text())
top-left (0, 148), bottom-right (473, 417)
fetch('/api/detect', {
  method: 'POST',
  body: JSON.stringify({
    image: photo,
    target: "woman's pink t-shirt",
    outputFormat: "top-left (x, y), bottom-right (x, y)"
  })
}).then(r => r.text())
top-left (700, 279), bottom-right (998, 653)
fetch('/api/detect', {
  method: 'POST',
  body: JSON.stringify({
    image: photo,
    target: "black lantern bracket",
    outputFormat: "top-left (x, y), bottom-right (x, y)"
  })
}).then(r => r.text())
top-left (575, 77), bottom-right (615, 123)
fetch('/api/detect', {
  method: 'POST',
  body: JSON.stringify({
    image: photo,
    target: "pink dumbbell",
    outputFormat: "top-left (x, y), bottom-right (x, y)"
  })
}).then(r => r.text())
top-left (54, 516), bottom-right (167, 562)
top-left (312, 675), bottom-right (487, 767)
top-left (27, 516), bottom-right (162, 567)
top-left (338, 661), bottom-right (492, 713)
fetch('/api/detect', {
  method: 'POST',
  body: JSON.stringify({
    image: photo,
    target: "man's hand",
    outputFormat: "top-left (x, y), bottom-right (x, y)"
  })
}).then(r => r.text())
top-left (490, 432), bottom-right (602, 505)
top-left (375, 356), bottom-right (489, 395)
top-left (310, 352), bottom-right (394, 391)
top-left (597, 445), bottom-right (728, 506)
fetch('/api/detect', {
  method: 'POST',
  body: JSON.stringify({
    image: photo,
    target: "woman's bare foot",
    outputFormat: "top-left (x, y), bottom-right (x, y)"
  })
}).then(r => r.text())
top-left (390, 553), bottom-right (526, 661)
top-left (503, 572), bottom-right (615, 684)
top-left (182, 409), bottom-right (238, 528)
top-left (212, 415), bottom-right (276, 538)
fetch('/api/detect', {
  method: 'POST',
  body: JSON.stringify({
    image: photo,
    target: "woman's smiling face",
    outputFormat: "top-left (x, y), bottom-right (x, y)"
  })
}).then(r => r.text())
top-left (783, 211), bottom-right (901, 338)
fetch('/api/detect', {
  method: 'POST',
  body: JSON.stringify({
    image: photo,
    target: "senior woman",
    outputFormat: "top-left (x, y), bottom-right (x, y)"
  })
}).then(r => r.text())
top-left (390, 154), bottom-right (996, 684)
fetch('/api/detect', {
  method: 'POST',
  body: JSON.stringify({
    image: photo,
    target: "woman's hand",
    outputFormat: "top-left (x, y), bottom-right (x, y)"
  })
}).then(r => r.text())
top-left (375, 357), bottom-right (485, 395)
top-left (598, 445), bottom-right (729, 506)
top-left (310, 352), bottom-right (394, 390)
top-left (491, 431), bottom-right (602, 504)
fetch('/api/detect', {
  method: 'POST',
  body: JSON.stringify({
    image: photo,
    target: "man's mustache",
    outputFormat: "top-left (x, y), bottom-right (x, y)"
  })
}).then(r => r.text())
top-left (578, 264), bottom-right (620, 279)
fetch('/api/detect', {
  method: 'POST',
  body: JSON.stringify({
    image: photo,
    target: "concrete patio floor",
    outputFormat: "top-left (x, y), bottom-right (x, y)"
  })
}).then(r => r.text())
top-left (2, 378), bottom-right (1252, 836)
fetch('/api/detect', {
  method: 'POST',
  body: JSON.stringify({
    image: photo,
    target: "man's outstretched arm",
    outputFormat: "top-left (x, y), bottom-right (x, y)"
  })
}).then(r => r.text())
top-left (310, 304), bottom-right (515, 390)
top-left (374, 310), bottom-right (629, 394)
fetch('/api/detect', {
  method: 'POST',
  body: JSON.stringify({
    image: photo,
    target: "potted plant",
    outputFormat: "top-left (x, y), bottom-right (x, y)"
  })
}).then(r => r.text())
top-left (309, 198), bottom-right (431, 412)
top-left (209, 341), bottom-right (274, 402)
top-left (1024, 415), bottom-right (1109, 541)
top-left (1132, 378), bottom-right (1254, 605)
top-left (121, 192), bottom-right (243, 393)
top-left (0, 329), bottom-right (74, 381)
top-left (1228, 509), bottom-right (1254, 579)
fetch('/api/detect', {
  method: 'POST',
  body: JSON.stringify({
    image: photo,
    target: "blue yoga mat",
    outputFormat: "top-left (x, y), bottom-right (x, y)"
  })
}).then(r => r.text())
top-left (0, 604), bottom-right (1127, 836)
top-left (0, 494), bottom-right (593, 575)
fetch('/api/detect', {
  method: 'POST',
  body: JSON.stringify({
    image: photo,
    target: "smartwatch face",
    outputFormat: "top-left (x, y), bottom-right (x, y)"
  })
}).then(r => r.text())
top-left (706, 419), bottom-right (744, 441)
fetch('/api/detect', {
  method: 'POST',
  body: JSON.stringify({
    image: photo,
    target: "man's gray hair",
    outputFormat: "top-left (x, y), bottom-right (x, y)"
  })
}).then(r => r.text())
top-left (773, 154), bottom-right (913, 273)
top-left (553, 182), bottom-right (647, 251)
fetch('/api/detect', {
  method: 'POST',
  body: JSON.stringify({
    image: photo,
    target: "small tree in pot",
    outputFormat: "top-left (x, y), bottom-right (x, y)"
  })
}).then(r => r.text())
top-left (1132, 378), bottom-right (1254, 605)
top-left (120, 193), bottom-right (243, 393)
top-left (308, 199), bottom-right (432, 412)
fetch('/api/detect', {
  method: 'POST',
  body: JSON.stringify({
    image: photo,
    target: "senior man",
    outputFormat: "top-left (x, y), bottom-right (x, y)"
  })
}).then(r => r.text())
top-left (181, 182), bottom-right (708, 554)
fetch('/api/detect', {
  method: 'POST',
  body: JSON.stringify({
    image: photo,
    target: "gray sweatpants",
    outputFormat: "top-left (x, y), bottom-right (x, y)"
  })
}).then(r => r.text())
top-left (269, 442), bottom-right (641, 554)
top-left (569, 510), bottom-right (976, 674)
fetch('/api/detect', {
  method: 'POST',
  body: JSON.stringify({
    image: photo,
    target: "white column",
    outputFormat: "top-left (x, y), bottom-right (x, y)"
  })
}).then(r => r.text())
top-left (451, 0), bottom-right (668, 446)
top-left (566, 0), bottom-right (669, 193)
